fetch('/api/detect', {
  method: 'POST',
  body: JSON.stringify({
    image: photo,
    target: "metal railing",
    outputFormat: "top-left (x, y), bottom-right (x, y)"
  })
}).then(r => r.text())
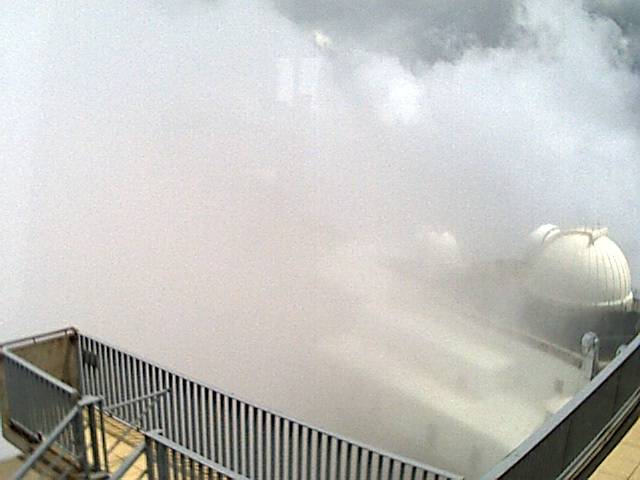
top-left (3, 349), bottom-right (80, 456)
top-left (482, 333), bottom-right (640, 479)
top-left (145, 430), bottom-right (249, 480)
top-left (79, 334), bottom-right (462, 480)
top-left (12, 404), bottom-right (82, 479)
top-left (1, 337), bottom-right (109, 479)
top-left (12, 396), bottom-right (108, 480)
top-left (0, 327), bottom-right (77, 351)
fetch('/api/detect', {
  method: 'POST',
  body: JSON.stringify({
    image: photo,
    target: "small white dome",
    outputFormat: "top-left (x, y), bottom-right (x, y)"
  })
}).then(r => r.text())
top-left (526, 226), bottom-right (633, 311)
top-left (525, 224), bottom-right (560, 260)
top-left (414, 228), bottom-right (461, 264)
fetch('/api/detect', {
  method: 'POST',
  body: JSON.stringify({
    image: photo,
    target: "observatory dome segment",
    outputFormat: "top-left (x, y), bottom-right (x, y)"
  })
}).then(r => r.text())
top-left (526, 226), bottom-right (633, 311)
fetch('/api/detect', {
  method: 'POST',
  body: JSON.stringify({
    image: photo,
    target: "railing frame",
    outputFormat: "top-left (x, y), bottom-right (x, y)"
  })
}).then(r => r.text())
top-left (12, 404), bottom-right (81, 479)
top-left (78, 332), bottom-right (462, 480)
top-left (482, 333), bottom-right (640, 479)
top-left (4, 326), bottom-right (640, 480)
top-left (1, 337), bottom-right (108, 479)
top-left (2, 349), bottom-right (80, 455)
top-left (145, 430), bottom-right (249, 480)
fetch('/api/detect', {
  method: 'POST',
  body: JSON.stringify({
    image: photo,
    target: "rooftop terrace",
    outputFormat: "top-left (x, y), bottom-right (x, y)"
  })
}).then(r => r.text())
top-left (0, 326), bottom-right (638, 479)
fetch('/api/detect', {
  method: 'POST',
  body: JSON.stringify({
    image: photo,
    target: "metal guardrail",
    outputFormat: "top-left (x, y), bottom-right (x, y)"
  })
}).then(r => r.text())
top-left (79, 334), bottom-right (462, 480)
top-left (0, 327), bottom-right (77, 351)
top-left (3, 349), bottom-right (81, 456)
top-left (13, 396), bottom-right (108, 480)
top-left (1, 334), bottom-right (109, 478)
top-left (482, 333), bottom-right (640, 479)
top-left (145, 430), bottom-right (249, 480)
top-left (12, 404), bottom-right (82, 479)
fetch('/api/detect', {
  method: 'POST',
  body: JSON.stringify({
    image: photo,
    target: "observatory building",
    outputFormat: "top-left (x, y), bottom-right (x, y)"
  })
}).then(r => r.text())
top-left (522, 225), bottom-right (638, 358)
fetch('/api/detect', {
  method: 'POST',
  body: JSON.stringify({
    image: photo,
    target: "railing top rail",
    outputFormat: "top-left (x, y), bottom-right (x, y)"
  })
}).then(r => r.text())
top-left (145, 430), bottom-right (251, 480)
top-left (0, 327), bottom-right (77, 351)
top-left (79, 331), bottom-right (463, 479)
top-left (482, 332), bottom-right (640, 479)
top-left (2, 349), bottom-right (78, 398)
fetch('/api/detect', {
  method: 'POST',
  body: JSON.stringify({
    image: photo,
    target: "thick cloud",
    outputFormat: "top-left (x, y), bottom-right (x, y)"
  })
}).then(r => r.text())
top-left (273, 0), bottom-right (519, 64)
top-left (589, 0), bottom-right (640, 69)
top-left (1, 0), bottom-right (639, 474)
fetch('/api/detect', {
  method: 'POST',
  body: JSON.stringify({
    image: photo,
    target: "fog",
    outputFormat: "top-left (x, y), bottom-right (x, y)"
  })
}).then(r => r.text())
top-left (1, 0), bottom-right (639, 476)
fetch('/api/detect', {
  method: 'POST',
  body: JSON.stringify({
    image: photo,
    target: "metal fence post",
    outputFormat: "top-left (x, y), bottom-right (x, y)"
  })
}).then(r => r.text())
top-left (100, 398), bottom-right (110, 474)
top-left (87, 402), bottom-right (101, 472)
top-left (158, 441), bottom-right (171, 480)
top-left (72, 406), bottom-right (90, 477)
top-left (144, 436), bottom-right (154, 480)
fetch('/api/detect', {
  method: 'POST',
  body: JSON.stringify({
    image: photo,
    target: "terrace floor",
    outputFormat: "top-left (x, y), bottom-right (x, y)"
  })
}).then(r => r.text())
top-left (590, 416), bottom-right (640, 480)
top-left (0, 414), bottom-right (146, 479)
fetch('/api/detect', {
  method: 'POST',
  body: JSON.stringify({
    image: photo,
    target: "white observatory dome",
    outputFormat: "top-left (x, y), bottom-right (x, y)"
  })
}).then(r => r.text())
top-left (526, 226), bottom-right (633, 311)
top-left (413, 227), bottom-right (461, 264)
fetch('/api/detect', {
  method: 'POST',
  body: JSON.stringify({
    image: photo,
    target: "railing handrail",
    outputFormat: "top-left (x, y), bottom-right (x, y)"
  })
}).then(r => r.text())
top-left (0, 327), bottom-right (77, 351)
top-left (482, 332), bottom-right (640, 479)
top-left (12, 405), bottom-right (81, 480)
top-left (105, 388), bottom-right (170, 413)
top-left (146, 430), bottom-right (250, 480)
top-left (79, 331), bottom-right (462, 479)
top-left (2, 349), bottom-right (78, 398)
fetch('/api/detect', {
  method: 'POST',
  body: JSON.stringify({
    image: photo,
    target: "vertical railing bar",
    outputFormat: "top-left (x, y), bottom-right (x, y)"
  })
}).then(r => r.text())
top-left (301, 425), bottom-right (308, 480)
top-left (205, 388), bottom-right (213, 462)
top-left (232, 398), bottom-right (239, 473)
top-left (180, 451), bottom-right (187, 480)
top-left (265, 412), bottom-right (273, 480)
top-left (79, 337), bottom-right (89, 396)
top-left (240, 401), bottom-right (247, 476)
top-left (185, 378), bottom-right (193, 451)
top-left (248, 404), bottom-right (256, 479)
top-left (121, 351), bottom-right (131, 422)
top-left (126, 354), bottom-right (136, 426)
top-left (144, 359), bottom-right (152, 430)
top-left (285, 419), bottom-right (292, 480)
top-left (172, 442), bottom-right (179, 479)
top-left (291, 422), bottom-right (299, 480)
top-left (191, 381), bottom-right (199, 456)
top-left (257, 407), bottom-right (264, 480)
top-left (113, 348), bottom-right (123, 411)
top-left (102, 343), bottom-right (112, 406)
top-left (87, 402), bottom-right (101, 472)
top-left (100, 398), bottom-right (110, 474)
top-left (346, 443), bottom-right (353, 480)
top-left (274, 416), bottom-right (281, 480)
top-left (142, 360), bottom-right (151, 431)
top-left (174, 375), bottom-right (182, 447)
top-left (172, 373), bottom-right (180, 445)
top-left (215, 392), bottom-right (223, 467)
top-left (224, 395), bottom-right (232, 469)
top-left (133, 357), bottom-right (142, 429)
top-left (88, 338), bottom-right (96, 396)
top-left (199, 385), bottom-right (207, 458)
top-left (320, 432), bottom-right (328, 480)
top-left (149, 363), bottom-right (157, 432)
top-left (182, 378), bottom-right (192, 449)
top-left (95, 340), bottom-right (103, 401)
top-left (113, 350), bottom-right (122, 418)
top-left (126, 353), bottom-right (135, 423)
top-left (164, 372), bottom-right (173, 443)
